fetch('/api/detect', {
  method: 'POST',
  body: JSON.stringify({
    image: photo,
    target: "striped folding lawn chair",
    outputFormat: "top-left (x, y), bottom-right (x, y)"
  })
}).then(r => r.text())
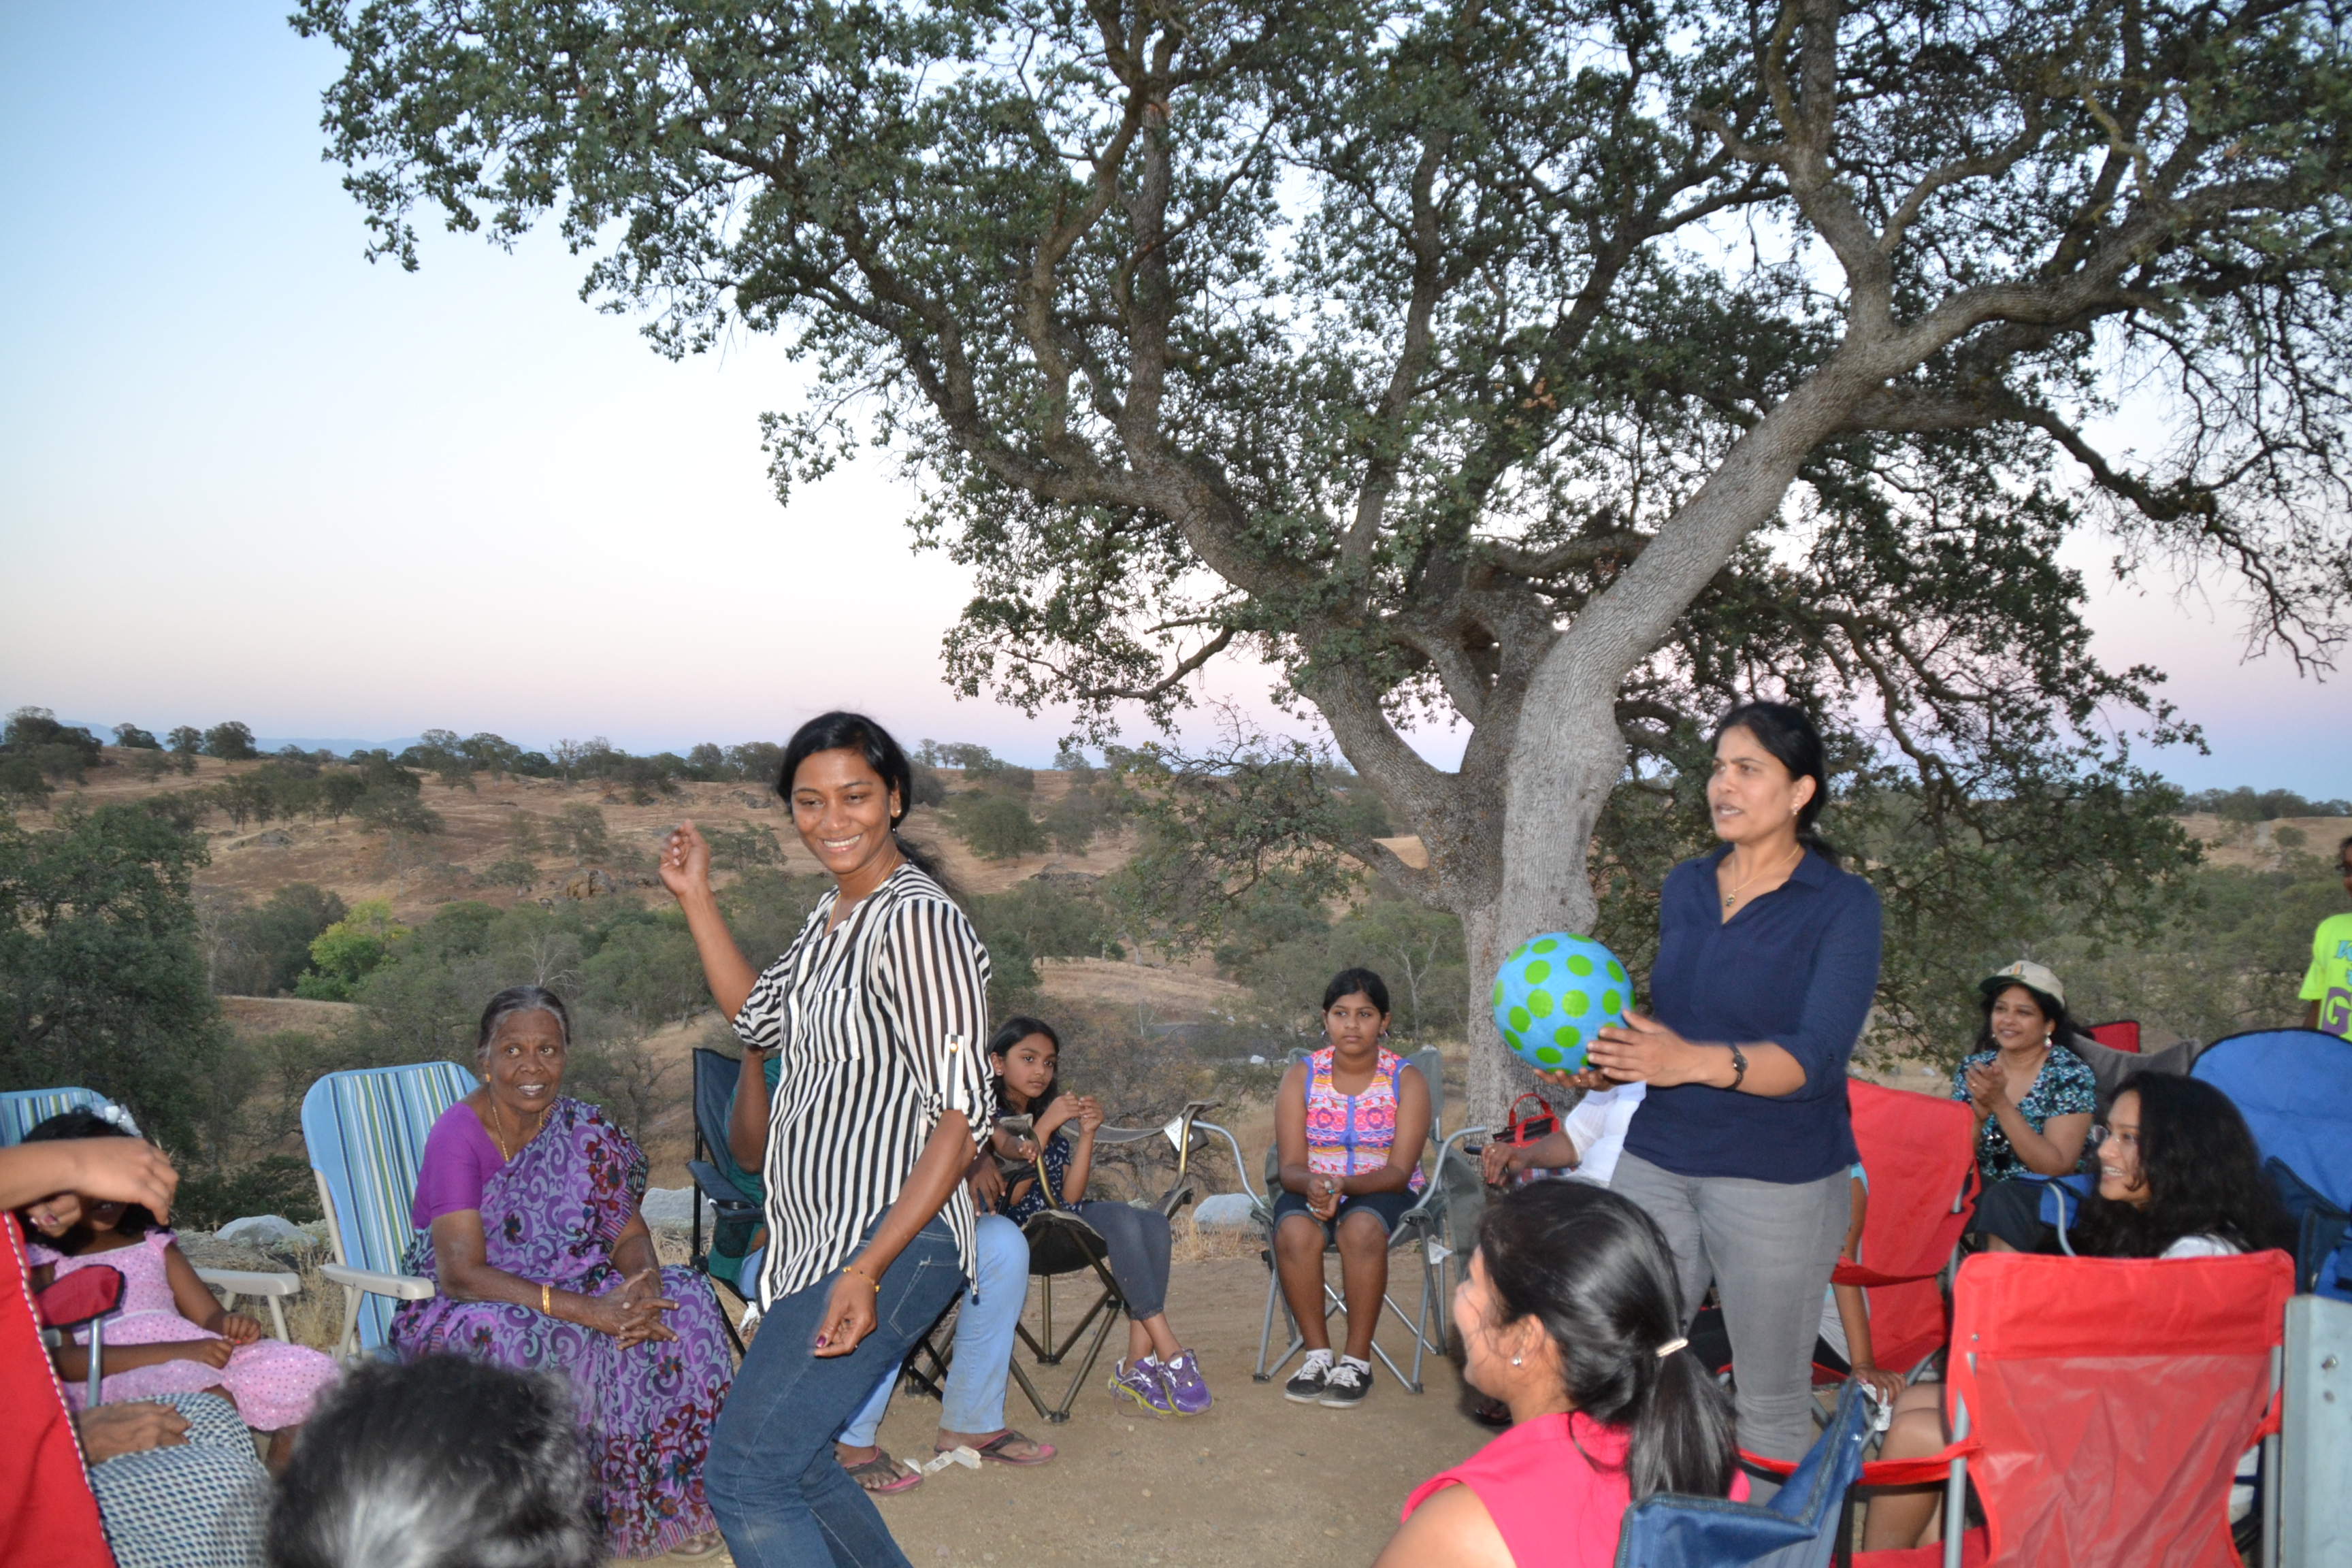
top-left (300, 1061), bottom-right (476, 1357)
top-left (1, 1085), bottom-right (304, 1341)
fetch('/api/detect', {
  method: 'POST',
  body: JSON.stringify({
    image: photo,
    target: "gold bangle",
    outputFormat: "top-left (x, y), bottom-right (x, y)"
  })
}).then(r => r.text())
top-left (841, 1261), bottom-right (881, 1292)
top-left (541, 1283), bottom-right (552, 1316)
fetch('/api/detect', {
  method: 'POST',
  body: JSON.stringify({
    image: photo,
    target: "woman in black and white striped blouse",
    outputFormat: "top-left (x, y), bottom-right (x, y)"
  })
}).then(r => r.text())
top-left (659, 711), bottom-right (992, 1568)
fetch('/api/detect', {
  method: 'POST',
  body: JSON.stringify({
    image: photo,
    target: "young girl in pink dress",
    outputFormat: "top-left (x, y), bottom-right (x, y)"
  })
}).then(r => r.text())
top-left (18, 1110), bottom-right (338, 1469)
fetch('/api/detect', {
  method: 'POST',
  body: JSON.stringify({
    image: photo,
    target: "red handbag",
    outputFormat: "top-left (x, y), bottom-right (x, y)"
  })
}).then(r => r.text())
top-left (1505, 1091), bottom-right (1558, 1147)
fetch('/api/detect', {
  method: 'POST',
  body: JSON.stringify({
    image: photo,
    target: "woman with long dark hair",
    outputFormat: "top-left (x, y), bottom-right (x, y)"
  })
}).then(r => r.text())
top-left (1586, 700), bottom-right (1882, 1473)
top-left (1377, 1182), bottom-right (1744, 1567)
top-left (1862, 1072), bottom-right (2291, 1550)
top-left (659, 712), bottom-right (994, 1568)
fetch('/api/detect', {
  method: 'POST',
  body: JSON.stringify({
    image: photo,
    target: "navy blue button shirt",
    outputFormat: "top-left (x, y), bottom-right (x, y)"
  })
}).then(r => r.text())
top-left (1620, 844), bottom-right (1882, 1183)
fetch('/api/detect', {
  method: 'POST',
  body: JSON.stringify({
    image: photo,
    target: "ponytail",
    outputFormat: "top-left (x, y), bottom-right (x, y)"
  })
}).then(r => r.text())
top-left (1477, 1182), bottom-right (1738, 1501)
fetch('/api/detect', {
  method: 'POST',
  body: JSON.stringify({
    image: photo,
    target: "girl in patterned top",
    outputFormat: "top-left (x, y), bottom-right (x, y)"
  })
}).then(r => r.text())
top-left (987, 1017), bottom-right (1210, 1416)
top-left (1271, 968), bottom-right (1432, 1409)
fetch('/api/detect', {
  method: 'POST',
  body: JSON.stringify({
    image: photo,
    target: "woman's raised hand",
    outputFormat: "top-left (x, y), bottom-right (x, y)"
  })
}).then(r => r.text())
top-left (1963, 1062), bottom-right (2008, 1115)
top-left (657, 821), bottom-right (713, 902)
top-left (69, 1137), bottom-right (180, 1224)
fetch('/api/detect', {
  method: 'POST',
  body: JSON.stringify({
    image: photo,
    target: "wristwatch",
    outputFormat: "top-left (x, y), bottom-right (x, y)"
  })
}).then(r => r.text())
top-left (1727, 1043), bottom-right (1748, 1092)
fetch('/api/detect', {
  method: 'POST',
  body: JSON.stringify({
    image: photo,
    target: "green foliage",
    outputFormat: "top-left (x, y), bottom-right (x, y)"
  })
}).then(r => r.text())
top-left (717, 869), bottom-right (832, 973)
top-left (353, 787), bottom-right (442, 836)
top-left (951, 793), bottom-right (1047, 862)
top-left (0, 803), bottom-right (231, 1156)
top-left (1218, 889), bottom-right (1468, 1042)
top-left (129, 750), bottom-right (172, 782)
top-left (2047, 855), bottom-right (2351, 1050)
top-left (207, 883), bottom-right (350, 996)
top-left (2184, 787), bottom-right (2352, 822)
top-left (970, 878), bottom-right (1124, 999)
top-left (546, 802), bottom-right (612, 868)
top-left (1045, 787), bottom-right (1105, 855)
top-left (0, 755), bottom-right (50, 810)
top-left (202, 722), bottom-right (259, 761)
top-left (317, 771), bottom-right (369, 821)
top-left (706, 822), bottom-right (782, 872)
top-left (113, 723), bottom-right (161, 750)
top-left (174, 1154), bottom-right (322, 1230)
top-left (578, 909), bottom-right (704, 1028)
top-left (3, 708), bottom-right (102, 790)
top-left (166, 726), bottom-right (201, 756)
top-left (295, 900), bottom-right (410, 1001)
top-left (486, 857), bottom-right (538, 889)
top-left (908, 762), bottom-right (949, 808)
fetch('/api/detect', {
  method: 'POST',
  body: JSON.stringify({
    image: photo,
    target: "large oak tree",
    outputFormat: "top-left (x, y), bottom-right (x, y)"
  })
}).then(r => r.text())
top-left (301, 0), bottom-right (2351, 1116)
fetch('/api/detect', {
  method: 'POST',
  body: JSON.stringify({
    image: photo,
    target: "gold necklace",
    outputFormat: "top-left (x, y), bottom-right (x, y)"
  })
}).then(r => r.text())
top-left (489, 1098), bottom-right (543, 1161)
top-left (1722, 843), bottom-right (1803, 909)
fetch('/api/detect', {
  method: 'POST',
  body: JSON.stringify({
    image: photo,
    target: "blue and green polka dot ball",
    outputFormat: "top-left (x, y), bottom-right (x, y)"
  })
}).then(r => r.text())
top-left (1490, 932), bottom-right (1629, 1073)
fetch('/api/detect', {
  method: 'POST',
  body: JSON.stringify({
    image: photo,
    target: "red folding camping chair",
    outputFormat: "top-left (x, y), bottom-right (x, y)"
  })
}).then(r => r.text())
top-left (1838, 1081), bottom-right (1980, 1379)
top-left (1749, 1250), bottom-right (2293, 1568)
top-left (2084, 1019), bottom-right (2141, 1054)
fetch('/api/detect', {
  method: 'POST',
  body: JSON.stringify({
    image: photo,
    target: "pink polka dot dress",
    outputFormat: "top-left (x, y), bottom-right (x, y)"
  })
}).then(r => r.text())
top-left (30, 1230), bottom-right (338, 1431)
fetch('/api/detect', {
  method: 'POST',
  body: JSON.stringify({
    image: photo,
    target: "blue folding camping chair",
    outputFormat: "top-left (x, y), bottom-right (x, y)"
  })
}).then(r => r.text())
top-left (1613, 1378), bottom-right (1876, 1568)
top-left (2192, 1027), bottom-right (2352, 1299)
top-left (1, 1085), bottom-right (305, 1340)
top-left (301, 1061), bottom-right (477, 1356)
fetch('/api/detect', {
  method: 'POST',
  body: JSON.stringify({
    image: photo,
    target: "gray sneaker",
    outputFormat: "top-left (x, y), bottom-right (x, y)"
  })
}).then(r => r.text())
top-left (1318, 1359), bottom-right (1372, 1409)
top-left (1160, 1349), bottom-right (1211, 1415)
top-left (1110, 1356), bottom-right (1175, 1416)
top-left (1283, 1354), bottom-right (1332, 1403)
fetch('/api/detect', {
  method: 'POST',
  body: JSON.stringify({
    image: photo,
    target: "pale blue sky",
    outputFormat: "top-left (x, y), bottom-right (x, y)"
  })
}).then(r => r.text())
top-left (1, 3), bottom-right (2342, 793)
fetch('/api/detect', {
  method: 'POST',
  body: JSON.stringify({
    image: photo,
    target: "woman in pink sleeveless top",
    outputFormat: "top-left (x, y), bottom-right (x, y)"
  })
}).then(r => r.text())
top-left (1272, 968), bottom-right (1431, 1409)
top-left (1377, 1183), bottom-right (1745, 1567)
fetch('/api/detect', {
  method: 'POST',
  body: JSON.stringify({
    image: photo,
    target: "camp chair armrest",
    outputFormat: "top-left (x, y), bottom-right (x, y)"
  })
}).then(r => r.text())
top-left (320, 1262), bottom-right (437, 1301)
top-left (194, 1268), bottom-right (300, 1297)
top-left (1403, 1126), bottom-right (1487, 1220)
top-left (1088, 1127), bottom-right (1162, 1145)
top-left (1192, 1122), bottom-right (1262, 1203)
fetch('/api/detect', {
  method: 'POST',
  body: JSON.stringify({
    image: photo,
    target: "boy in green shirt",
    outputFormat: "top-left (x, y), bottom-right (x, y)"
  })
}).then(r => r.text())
top-left (2301, 834), bottom-right (2352, 1041)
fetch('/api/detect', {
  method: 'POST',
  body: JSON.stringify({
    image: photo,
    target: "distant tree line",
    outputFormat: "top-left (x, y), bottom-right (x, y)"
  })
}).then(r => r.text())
top-left (2181, 787), bottom-right (2351, 821)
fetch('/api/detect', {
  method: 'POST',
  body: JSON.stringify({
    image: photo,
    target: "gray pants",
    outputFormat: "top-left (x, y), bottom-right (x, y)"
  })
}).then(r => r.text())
top-left (1072, 1200), bottom-right (1172, 1318)
top-left (1612, 1153), bottom-right (1850, 1468)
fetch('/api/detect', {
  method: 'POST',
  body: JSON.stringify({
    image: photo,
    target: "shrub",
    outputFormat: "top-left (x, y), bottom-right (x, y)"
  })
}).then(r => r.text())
top-left (296, 901), bottom-right (409, 1001)
top-left (202, 721), bottom-right (260, 761)
top-left (953, 794), bottom-right (1046, 862)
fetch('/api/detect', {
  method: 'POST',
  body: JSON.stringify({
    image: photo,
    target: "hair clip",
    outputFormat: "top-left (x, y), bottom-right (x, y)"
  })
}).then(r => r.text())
top-left (1654, 1337), bottom-right (1688, 1358)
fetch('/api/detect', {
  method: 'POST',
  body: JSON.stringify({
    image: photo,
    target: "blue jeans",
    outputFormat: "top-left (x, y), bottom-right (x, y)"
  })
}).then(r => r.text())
top-left (707, 1220), bottom-right (964, 1568)
top-left (838, 1213), bottom-right (1028, 1445)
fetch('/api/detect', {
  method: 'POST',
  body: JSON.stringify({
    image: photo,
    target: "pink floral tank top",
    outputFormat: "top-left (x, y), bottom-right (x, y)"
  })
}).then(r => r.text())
top-left (1303, 1046), bottom-right (1425, 1193)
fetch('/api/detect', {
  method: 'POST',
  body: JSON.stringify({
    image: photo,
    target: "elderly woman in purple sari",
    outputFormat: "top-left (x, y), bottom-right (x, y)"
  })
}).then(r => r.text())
top-left (391, 986), bottom-right (733, 1559)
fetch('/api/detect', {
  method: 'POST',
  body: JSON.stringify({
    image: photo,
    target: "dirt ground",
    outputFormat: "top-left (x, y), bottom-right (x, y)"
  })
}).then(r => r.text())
top-left (645, 1245), bottom-right (1488, 1568)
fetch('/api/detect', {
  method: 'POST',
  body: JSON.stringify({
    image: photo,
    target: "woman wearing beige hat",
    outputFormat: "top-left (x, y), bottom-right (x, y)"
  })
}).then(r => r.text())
top-left (1953, 960), bottom-right (2096, 1183)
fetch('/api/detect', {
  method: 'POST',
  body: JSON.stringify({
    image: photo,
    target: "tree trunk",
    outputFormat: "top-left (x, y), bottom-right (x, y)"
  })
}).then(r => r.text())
top-left (1456, 676), bottom-right (1627, 1131)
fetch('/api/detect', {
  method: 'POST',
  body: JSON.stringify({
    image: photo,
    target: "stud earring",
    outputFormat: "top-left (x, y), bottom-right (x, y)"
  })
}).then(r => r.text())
top-left (1510, 1353), bottom-right (1522, 1367)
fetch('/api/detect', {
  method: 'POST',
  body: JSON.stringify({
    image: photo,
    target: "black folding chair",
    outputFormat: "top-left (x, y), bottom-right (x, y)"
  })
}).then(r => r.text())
top-left (685, 1047), bottom-right (764, 1357)
top-left (899, 1100), bottom-right (1222, 1424)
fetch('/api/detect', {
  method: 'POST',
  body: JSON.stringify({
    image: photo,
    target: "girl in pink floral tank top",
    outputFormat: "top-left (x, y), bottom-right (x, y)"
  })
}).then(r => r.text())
top-left (1271, 968), bottom-right (1433, 1407)
top-left (1304, 1047), bottom-right (1426, 1194)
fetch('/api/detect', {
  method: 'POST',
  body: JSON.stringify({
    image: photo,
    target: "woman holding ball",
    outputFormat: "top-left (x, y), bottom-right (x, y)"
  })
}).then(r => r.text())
top-left (1586, 700), bottom-right (1882, 1477)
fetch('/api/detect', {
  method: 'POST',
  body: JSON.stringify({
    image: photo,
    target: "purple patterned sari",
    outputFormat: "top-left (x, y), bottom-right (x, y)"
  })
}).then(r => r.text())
top-left (390, 1098), bottom-right (732, 1559)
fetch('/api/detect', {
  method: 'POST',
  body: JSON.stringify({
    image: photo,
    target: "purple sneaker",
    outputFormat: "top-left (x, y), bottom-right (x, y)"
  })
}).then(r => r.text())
top-left (1159, 1349), bottom-right (1211, 1415)
top-left (1110, 1356), bottom-right (1175, 1416)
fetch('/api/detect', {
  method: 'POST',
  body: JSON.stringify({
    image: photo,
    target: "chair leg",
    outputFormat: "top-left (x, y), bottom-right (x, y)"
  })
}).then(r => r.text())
top-left (1007, 1354), bottom-right (1054, 1422)
top-left (1254, 1265), bottom-right (1284, 1382)
top-left (1047, 1296), bottom-right (1124, 1422)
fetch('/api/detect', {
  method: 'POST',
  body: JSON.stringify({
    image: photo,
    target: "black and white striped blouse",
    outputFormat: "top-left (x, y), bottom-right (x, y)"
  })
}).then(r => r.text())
top-left (730, 861), bottom-right (994, 1306)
